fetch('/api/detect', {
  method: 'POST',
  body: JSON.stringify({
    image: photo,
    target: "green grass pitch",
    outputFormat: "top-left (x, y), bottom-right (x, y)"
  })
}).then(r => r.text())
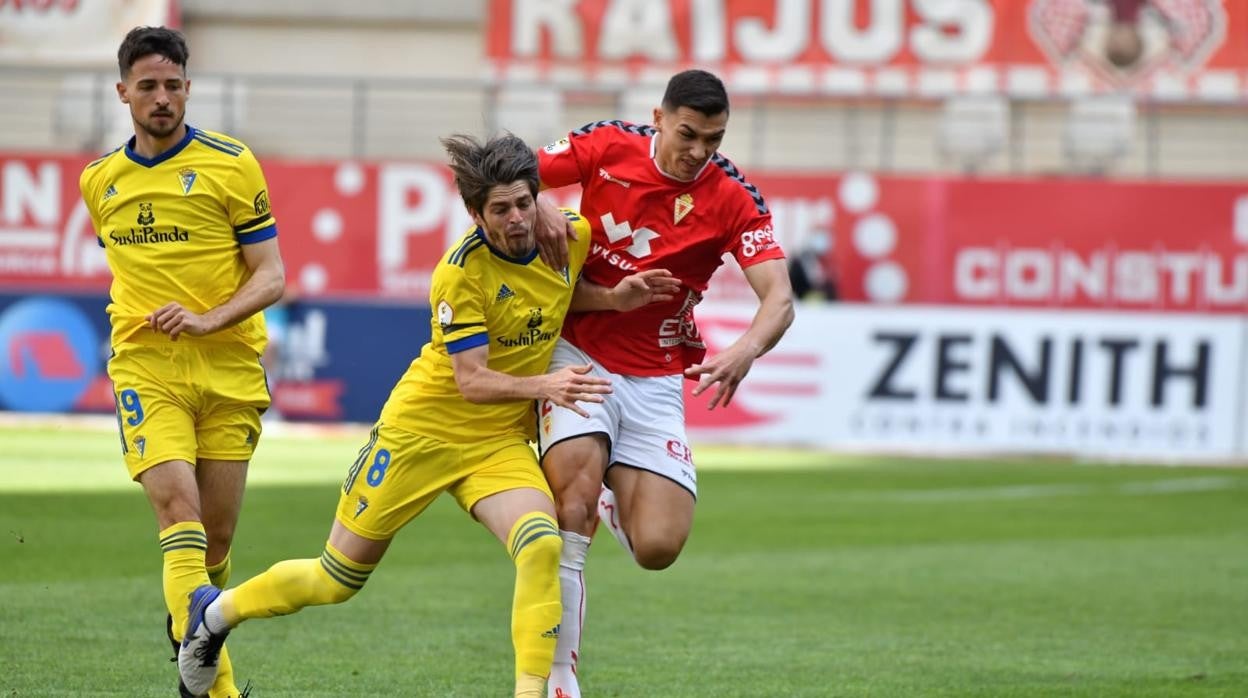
top-left (1, 421), bottom-right (1246, 697)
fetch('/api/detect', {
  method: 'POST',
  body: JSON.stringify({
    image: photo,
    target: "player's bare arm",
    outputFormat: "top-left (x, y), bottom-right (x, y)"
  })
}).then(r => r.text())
top-left (148, 237), bottom-right (285, 340)
top-left (450, 344), bottom-right (612, 418)
top-left (533, 195), bottom-right (575, 271)
top-left (569, 269), bottom-right (683, 313)
top-left (685, 258), bottom-right (794, 409)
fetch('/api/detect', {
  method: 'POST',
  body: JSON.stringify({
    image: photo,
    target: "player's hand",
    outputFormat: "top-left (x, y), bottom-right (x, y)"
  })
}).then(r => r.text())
top-left (147, 302), bottom-right (216, 340)
top-left (535, 197), bottom-right (575, 271)
top-left (543, 364), bottom-right (612, 418)
top-left (611, 269), bottom-right (682, 312)
top-left (684, 341), bottom-right (761, 410)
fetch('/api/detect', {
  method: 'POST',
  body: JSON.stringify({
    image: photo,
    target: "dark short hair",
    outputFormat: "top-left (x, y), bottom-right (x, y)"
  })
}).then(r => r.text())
top-left (440, 133), bottom-right (540, 215)
top-left (118, 26), bottom-right (188, 79)
top-left (662, 69), bottom-right (729, 117)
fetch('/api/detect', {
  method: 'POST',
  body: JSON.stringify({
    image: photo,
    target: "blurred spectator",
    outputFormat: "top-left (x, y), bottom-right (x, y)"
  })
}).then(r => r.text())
top-left (1106, 0), bottom-right (1147, 68)
top-left (788, 233), bottom-right (836, 301)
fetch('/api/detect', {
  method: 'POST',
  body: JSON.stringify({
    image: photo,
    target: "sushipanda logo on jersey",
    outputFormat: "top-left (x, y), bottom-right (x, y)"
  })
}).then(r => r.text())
top-left (178, 168), bottom-right (197, 196)
top-left (110, 203), bottom-right (191, 246)
top-left (497, 307), bottom-right (558, 347)
top-left (542, 137), bottom-right (570, 155)
top-left (253, 190), bottom-right (270, 216)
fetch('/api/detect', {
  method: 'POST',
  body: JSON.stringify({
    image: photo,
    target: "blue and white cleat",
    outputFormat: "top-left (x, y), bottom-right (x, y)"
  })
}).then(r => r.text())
top-left (178, 585), bottom-right (229, 697)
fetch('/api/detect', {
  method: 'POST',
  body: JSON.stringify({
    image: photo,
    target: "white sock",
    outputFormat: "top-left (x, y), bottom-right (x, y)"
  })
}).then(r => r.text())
top-left (597, 485), bottom-right (634, 557)
top-left (548, 531), bottom-right (590, 698)
top-left (204, 597), bottom-right (230, 635)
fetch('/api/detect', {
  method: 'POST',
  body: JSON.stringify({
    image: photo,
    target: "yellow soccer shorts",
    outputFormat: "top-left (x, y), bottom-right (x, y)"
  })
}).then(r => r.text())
top-left (335, 421), bottom-right (552, 541)
top-left (108, 339), bottom-right (270, 480)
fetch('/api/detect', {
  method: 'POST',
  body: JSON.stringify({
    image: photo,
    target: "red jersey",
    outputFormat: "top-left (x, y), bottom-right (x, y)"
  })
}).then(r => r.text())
top-left (538, 120), bottom-right (785, 376)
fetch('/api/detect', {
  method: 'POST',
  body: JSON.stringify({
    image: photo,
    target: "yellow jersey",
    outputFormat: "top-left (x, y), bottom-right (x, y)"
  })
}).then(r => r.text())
top-left (380, 211), bottom-right (592, 443)
top-left (79, 126), bottom-right (278, 353)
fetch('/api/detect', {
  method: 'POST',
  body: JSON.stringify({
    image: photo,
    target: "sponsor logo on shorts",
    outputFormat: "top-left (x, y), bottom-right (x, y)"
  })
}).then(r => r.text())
top-left (666, 439), bottom-right (694, 467)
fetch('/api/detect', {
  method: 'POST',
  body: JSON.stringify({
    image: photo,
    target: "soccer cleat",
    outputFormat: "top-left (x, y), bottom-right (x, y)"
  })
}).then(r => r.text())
top-left (178, 585), bottom-right (230, 696)
top-left (178, 679), bottom-right (195, 698)
top-left (596, 485), bottom-right (633, 555)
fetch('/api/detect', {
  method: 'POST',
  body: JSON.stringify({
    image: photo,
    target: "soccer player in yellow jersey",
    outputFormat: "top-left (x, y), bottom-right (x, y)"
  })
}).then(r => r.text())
top-left (78, 26), bottom-right (284, 698)
top-left (177, 133), bottom-right (680, 697)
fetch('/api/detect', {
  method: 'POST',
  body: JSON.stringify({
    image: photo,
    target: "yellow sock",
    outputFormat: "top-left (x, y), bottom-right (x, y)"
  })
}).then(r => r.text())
top-left (160, 522), bottom-right (238, 696)
top-left (207, 647), bottom-right (238, 698)
top-left (507, 512), bottom-right (562, 683)
top-left (228, 542), bottom-right (374, 624)
top-left (206, 551), bottom-right (232, 589)
top-left (515, 672), bottom-right (545, 698)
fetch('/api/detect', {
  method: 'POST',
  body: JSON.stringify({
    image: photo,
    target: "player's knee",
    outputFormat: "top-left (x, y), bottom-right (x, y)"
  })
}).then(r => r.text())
top-left (630, 531), bottom-right (687, 571)
top-left (147, 489), bottom-right (200, 525)
top-left (554, 493), bottom-right (598, 534)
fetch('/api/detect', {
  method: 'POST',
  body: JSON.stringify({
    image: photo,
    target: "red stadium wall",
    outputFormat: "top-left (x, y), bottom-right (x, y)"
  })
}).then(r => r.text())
top-left (4, 152), bottom-right (1248, 314)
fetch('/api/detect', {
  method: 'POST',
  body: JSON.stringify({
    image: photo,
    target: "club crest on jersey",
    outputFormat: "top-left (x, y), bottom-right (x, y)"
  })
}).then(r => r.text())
top-left (134, 436), bottom-right (146, 457)
top-left (354, 495), bottom-right (370, 519)
top-left (178, 168), bottom-right (197, 195)
top-left (674, 194), bottom-right (694, 224)
top-left (437, 300), bottom-right (454, 329)
top-left (136, 202), bottom-right (155, 226)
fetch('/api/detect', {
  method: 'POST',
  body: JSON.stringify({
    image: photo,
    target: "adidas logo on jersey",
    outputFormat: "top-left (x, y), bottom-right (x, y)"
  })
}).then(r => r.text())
top-left (496, 284), bottom-right (515, 302)
top-left (541, 624), bottom-right (560, 639)
top-left (102, 184), bottom-right (118, 201)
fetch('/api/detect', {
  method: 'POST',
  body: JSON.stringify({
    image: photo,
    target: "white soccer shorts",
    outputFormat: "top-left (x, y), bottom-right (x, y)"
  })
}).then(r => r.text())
top-left (537, 338), bottom-right (697, 497)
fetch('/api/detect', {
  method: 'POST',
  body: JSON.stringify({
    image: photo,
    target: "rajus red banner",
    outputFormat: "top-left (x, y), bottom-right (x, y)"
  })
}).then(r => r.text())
top-left (485, 0), bottom-right (1248, 101)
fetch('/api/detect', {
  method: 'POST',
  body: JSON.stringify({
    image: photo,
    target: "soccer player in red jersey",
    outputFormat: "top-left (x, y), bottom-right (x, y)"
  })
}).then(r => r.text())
top-left (533, 69), bottom-right (795, 697)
